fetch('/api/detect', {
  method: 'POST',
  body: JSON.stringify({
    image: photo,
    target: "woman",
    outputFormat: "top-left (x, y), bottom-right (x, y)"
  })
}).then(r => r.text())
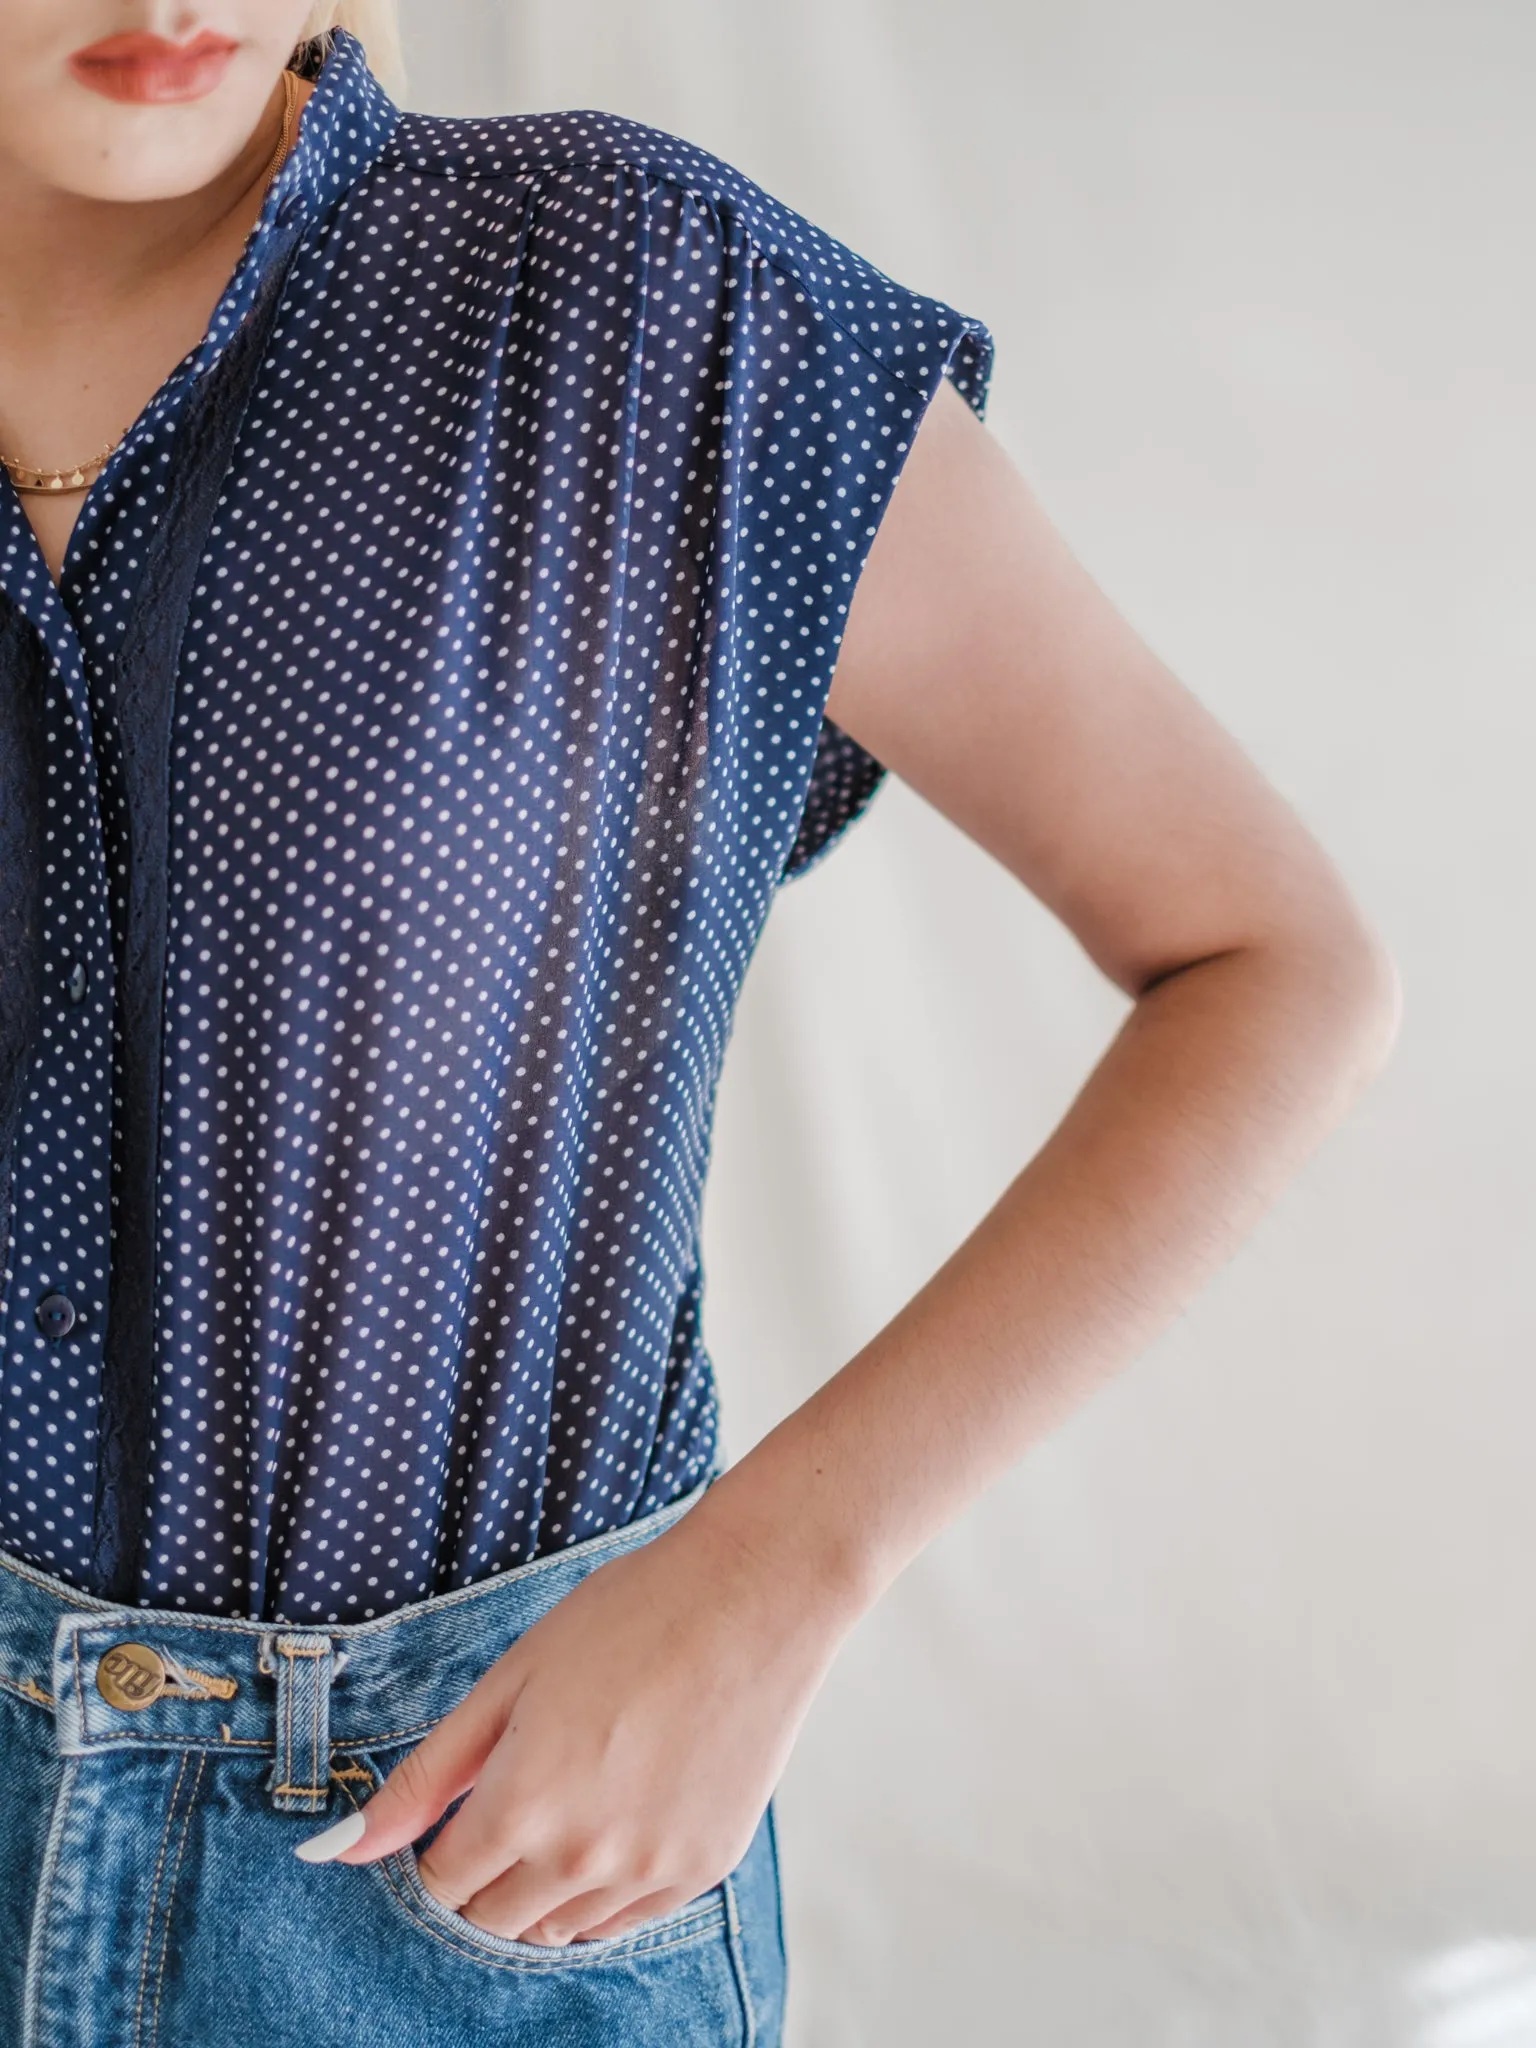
top-left (0, 3), bottom-right (1399, 2043)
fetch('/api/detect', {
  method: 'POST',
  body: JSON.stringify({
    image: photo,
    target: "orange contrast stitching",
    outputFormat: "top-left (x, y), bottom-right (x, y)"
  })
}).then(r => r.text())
top-left (0, 1672), bottom-right (53, 1708)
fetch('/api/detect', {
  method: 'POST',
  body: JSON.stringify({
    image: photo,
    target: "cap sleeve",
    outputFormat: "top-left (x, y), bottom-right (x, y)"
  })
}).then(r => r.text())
top-left (664, 155), bottom-right (996, 885)
top-left (749, 276), bottom-right (994, 881)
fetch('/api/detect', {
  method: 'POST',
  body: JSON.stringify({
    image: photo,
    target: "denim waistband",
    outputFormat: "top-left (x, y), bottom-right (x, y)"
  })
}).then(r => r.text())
top-left (0, 1471), bottom-right (716, 1815)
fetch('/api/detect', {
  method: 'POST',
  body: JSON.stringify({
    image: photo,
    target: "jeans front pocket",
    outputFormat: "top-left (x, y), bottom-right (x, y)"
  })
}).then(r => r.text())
top-left (330, 1747), bottom-right (763, 2047)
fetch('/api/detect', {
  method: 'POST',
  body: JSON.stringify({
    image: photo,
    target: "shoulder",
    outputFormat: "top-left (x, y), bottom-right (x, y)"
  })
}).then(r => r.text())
top-left (376, 108), bottom-right (987, 390)
top-left (383, 105), bottom-right (827, 252)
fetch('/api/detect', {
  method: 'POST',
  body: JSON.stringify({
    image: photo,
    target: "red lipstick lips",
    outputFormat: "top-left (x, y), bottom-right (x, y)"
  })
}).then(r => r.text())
top-left (69, 28), bottom-right (239, 104)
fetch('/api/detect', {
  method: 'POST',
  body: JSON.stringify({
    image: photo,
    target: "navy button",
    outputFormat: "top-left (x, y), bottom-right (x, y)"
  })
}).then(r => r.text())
top-left (35, 1292), bottom-right (78, 1341)
top-left (277, 193), bottom-right (304, 229)
top-left (66, 961), bottom-right (88, 1005)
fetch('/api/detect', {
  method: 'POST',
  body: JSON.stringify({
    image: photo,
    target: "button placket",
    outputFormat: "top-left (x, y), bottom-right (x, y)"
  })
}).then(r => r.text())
top-left (0, 612), bottom-right (117, 1583)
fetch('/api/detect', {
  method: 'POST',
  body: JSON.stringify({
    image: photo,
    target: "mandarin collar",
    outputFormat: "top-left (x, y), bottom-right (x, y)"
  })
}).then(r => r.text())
top-left (192, 29), bottom-right (400, 382)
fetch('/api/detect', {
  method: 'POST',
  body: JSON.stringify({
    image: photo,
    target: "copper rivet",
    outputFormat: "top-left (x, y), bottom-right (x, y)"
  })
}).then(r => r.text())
top-left (96, 1642), bottom-right (166, 1712)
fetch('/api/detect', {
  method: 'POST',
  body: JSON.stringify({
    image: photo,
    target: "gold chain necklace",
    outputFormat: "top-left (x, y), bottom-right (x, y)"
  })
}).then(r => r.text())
top-left (1, 68), bottom-right (299, 498)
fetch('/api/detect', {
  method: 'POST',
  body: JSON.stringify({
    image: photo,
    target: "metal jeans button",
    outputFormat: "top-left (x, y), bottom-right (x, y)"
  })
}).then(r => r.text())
top-left (96, 1643), bottom-right (167, 1711)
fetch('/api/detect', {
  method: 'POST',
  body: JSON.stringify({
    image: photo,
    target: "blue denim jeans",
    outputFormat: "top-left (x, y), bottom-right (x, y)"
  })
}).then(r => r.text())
top-left (0, 1473), bottom-right (786, 2046)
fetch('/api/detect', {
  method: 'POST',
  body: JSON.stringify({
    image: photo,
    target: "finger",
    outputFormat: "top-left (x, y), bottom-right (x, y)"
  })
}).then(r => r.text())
top-left (456, 1857), bottom-right (623, 1945)
top-left (561, 1883), bottom-right (697, 1945)
top-left (516, 1883), bottom-right (633, 1947)
top-left (328, 1679), bottom-right (515, 1866)
top-left (412, 1741), bottom-right (543, 1910)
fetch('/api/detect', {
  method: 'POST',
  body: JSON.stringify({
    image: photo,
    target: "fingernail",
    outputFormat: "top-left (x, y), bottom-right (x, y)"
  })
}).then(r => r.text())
top-left (293, 1810), bottom-right (367, 1863)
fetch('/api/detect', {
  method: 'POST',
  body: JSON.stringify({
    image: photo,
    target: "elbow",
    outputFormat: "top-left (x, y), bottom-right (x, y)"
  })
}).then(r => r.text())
top-left (1296, 908), bottom-right (1403, 1101)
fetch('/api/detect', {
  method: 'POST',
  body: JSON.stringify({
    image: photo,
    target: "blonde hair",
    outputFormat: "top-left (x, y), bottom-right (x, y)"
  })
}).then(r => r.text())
top-left (293, 0), bottom-right (406, 99)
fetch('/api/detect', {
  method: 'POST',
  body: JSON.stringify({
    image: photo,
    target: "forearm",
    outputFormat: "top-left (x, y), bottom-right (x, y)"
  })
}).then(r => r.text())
top-left (337, 924), bottom-right (1399, 1943)
top-left (688, 928), bottom-right (1399, 1622)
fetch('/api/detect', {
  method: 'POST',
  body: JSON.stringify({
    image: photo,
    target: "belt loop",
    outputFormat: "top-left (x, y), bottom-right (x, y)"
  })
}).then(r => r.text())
top-left (260, 1630), bottom-right (336, 1815)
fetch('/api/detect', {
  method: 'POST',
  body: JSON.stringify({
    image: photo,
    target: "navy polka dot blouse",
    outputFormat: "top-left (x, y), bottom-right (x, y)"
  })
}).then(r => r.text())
top-left (0, 30), bottom-right (994, 1622)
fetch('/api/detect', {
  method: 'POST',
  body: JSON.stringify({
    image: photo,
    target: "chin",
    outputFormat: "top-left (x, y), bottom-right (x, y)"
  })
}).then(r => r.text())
top-left (18, 91), bottom-right (263, 203)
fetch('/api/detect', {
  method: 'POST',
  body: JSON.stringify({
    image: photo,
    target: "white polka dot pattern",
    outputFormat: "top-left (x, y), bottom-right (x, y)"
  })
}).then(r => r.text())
top-left (0, 30), bottom-right (994, 1621)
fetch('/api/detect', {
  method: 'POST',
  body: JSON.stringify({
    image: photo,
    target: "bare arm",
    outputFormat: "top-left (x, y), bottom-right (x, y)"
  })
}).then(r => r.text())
top-left (316, 375), bottom-right (1400, 1944)
top-left (698, 372), bottom-right (1401, 1602)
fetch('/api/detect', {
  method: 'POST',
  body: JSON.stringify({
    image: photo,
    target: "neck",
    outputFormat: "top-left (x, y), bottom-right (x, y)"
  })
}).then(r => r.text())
top-left (0, 73), bottom-right (295, 335)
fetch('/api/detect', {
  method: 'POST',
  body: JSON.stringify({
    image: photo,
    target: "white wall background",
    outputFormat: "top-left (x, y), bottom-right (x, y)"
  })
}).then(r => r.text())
top-left (397, 6), bottom-right (1535, 2042)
